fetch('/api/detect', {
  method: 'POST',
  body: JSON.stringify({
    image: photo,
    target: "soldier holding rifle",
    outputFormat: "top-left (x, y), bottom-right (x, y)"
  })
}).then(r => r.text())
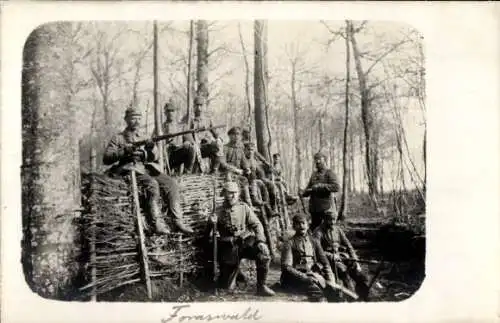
top-left (280, 214), bottom-right (342, 302)
top-left (313, 209), bottom-right (370, 301)
top-left (103, 107), bottom-right (194, 235)
top-left (207, 181), bottom-right (276, 296)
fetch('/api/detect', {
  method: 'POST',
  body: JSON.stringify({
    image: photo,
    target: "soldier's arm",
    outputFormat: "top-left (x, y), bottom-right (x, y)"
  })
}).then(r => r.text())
top-left (313, 239), bottom-right (335, 282)
top-left (281, 240), bottom-right (310, 282)
top-left (311, 170), bottom-right (340, 193)
top-left (103, 135), bottom-right (127, 165)
top-left (302, 175), bottom-right (314, 197)
top-left (245, 205), bottom-right (266, 243)
top-left (339, 226), bottom-right (358, 261)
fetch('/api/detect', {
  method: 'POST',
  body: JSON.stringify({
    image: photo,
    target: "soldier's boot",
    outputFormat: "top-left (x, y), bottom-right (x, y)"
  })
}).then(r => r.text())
top-left (150, 200), bottom-right (170, 235)
top-left (174, 218), bottom-right (194, 235)
top-left (255, 265), bottom-right (275, 297)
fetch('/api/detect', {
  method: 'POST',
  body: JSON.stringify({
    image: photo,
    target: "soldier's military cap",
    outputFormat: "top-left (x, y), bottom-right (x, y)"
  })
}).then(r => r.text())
top-left (223, 181), bottom-right (240, 193)
top-left (125, 106), bottom-right (142, 118)
top-left (292, 213), bottom-right (308, 224)
top-left (228, 126), bottom-right (242, 135)
top-left (244, 141), bottom-right (255, 149)
top-left (164, 102), bottom-right (177, 112)
top-left (194, 96), bottom-right (205, 106)
top-left (313, 151), bottom-right (326, 160)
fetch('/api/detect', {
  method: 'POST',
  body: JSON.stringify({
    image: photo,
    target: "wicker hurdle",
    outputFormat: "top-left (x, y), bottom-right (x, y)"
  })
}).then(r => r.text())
top-left (80, 172), bottom-right (227, 299)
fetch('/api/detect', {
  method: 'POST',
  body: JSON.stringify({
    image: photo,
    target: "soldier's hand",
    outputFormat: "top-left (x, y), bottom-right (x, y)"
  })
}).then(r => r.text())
top-left (355, 263), bottom-right (362, 272)
top-left (208, 214), bottom-right (218, 224)
top-left (234, 168), bottom-right (243, 176)
top-left (144, 139), bottom-right (155, 150)
top-left (124, 145), bottom-right (136, 156)
top-left (132, 150), bottom-right (145, 161)
top-left (256, 241), bottom-right (268, 254)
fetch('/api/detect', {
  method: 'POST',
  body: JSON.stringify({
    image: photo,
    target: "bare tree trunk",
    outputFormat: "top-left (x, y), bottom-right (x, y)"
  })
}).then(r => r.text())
top-left (338, 21), bottom-right (351, 221)
top-left (254, 20), bottom-right (270, 159)
top-left (291, 62), bottom-right (302, 190)
top-left (21, 22), bottom-right (81, 299)
top-left (186, 20), bottom-right (195, 124)
top-left (153, 21), bottom-right (164, 172)
top-left (196, 20), bottom-right (209, 108)
top-left (238, 22), bottom-right (253, 131)
top-left (350, 24), bottom-right (378, 202)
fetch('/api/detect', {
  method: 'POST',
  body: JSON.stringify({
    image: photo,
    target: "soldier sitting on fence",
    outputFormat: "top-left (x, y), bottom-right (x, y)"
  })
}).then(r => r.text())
top-left (207, 181), bottom-right (276, 296)
top-left (103, 106), bottom-right (194, 235)
top-left (223, 126), bottom-right (253, 206)
top-left (272, 153), bottom-right (298, 205)
top-left (280, 213), bottom-right (339, 302)
top-left (243, 141), bottom-right (279, 219)
top-left (313, 209), bottom-right (370, 301)
top-left (161, 101), bottom-right (197, 174)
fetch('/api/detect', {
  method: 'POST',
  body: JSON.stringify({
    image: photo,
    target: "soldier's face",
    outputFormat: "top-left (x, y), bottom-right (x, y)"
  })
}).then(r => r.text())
top-left (314, 156), bottom-right (326, 170)
top-left (293, 218), bottom-right (309, 235)
top-left (225, 190), bottom-right (239, 206)
top-left (165, 110), bottom-right (175, 122)
top-left (229, 133), bottom-right (241, 143)
top-left (326, 214), bottom-right (337, 227)
top-left (126, 116), bottom-right (141, 130)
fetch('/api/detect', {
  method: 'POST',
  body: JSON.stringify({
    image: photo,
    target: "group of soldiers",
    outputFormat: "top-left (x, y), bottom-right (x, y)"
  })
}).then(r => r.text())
top-left (103, 99), bottom-right (371, 302)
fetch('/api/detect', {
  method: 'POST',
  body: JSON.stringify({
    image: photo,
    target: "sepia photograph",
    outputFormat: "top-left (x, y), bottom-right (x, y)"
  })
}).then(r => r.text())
top-left (20, 19), bottom-right (426, 304)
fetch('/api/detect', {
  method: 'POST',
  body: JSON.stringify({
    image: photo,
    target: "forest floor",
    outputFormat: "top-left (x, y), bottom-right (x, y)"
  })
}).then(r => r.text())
top-left (97, 190), bottom-right (425, 303)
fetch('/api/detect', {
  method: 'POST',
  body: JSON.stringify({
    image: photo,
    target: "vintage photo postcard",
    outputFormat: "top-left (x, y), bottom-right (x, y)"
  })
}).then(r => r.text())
top-left (1, 2), bottom-right (499, 323)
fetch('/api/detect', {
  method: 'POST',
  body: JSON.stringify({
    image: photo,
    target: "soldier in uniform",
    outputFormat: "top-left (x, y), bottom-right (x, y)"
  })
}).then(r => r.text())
top-left (162, 102), bottom-right (197, 174)
top-left (272, 153), bottom-right (298, 205)
top-left (103, 106), bottom-right (194, 235)
top-left (280, 213), bottom-right (338, 302)
top-left (313, 209), bottom-right (370, 300)
top-left (243, 141), bottom-right (279, 218)
top-left (207, 181), bottom-right (276, 296)
top-left (223, 126), bottom-right (253, 206)
top-left (300, 152), bottom-right (340, 232)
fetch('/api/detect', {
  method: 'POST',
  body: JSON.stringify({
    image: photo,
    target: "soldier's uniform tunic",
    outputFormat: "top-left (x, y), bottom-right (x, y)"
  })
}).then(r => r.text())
top-left (313, 223), bottom-right (370, 300)
top-left (280, 232), bottom-right (336, 301)
top-left (303, 168), bottom-right (340, 231)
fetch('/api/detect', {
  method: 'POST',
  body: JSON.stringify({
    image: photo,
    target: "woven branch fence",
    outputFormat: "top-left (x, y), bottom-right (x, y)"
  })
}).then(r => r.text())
top-left (79, 172), bottom-right (229, 299)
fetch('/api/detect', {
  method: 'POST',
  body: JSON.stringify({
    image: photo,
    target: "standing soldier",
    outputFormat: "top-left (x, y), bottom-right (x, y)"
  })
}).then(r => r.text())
top-left (313, 209), bottom-right (370, 300)
top-left (280, 214), bottom-right (337, 302)
top-left (103, 106), bottom-right (194, 235)
top-left (162, 101), bottom-right (197, 174)
top-left (300, 152), bottom-right (340, 232)
top-left (208, 181), bottom-right (276, 296)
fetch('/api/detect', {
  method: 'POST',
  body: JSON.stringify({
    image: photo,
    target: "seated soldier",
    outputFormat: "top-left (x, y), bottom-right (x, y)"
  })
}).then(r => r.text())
top-left (272, 153), bottom-right (298, 205)
top-left (161, 101), bottom-right (197, 174)
top-left (280, 213), bottom-right (338, 302)
top-left (104, 106), bottom-right (194, 235)
top-left (207, 181), bottom-right (276, 296)
top-left (313, 209), bottom-right (370, 301)
top-left (243, 141), bottom-right (279, 219)
top-left (223, 126), bottom-right (253, 206)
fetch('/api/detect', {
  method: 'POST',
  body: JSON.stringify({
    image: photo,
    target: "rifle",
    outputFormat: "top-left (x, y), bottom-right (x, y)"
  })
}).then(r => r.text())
top-left (132, 125), bottom-right (226, 147)
top-left (211, 178), bottom-right (219, 295)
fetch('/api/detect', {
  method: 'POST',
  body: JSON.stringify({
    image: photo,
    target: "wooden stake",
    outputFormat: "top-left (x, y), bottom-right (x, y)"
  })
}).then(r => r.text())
top-left (131, 170), bottom-right (153, 300)
top-left (178, 233), bottom-right (184, 288)
top-left (90, 147), bottom-right (97, 301)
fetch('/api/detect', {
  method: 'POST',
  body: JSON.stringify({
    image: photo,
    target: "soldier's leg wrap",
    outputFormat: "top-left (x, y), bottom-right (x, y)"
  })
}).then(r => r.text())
top-left (135, 173), bottom-right (168, 234)
top-left (237, 176), bottom-right (253, 206)
top-left (154, 174), bottom-right (193, 234)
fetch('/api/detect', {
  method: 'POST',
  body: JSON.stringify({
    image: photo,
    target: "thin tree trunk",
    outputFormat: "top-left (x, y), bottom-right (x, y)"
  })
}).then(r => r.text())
top-left (254, 20), bottom-right (270, 159)
top-left (196, 20), bottom-right (209, 109)
top-left (186, 20), bottom-right (195, 125)
top-left (350, 24), bottom-right (378, 201)
top-left (21, 22), bottom-right (81, 299)
top-left (338, 21), bottom-right (351, 221)
top-left (291, 63), bottom-right (302, 190)
top-left (153, 21), bottom-right (164, 172)
top-left (238, 22), bottom-right (253, 131)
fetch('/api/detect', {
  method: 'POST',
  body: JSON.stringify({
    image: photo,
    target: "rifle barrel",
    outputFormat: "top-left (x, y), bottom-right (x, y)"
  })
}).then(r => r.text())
top-left (133, 125), bottom-right (226, 147)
